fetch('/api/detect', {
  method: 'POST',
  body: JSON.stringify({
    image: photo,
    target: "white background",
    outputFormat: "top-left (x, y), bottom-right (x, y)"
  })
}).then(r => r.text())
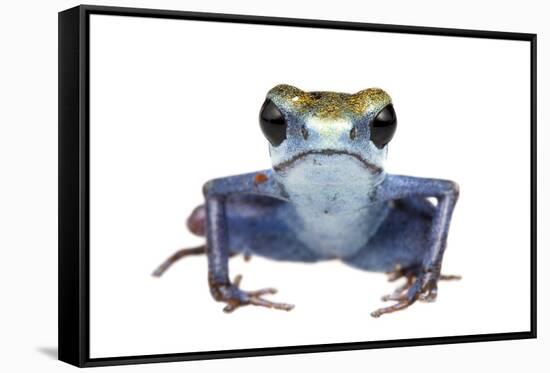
top-left (0, 0), bottom-right (548, 372)
top-left (89, 14), bottom-right (530, 357)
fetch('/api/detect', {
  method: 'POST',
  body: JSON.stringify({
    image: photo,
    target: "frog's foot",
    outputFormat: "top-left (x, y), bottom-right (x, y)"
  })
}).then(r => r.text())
top-left (211, 274), bottom-right (294, 313)
top-left (371, 265), bottom-right (461, 318)
top-left (152, 245), bottom-right (207, 277)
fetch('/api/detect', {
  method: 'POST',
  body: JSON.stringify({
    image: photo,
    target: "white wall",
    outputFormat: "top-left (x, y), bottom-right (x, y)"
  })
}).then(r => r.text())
top-left (0, 0), bottom-right (547, 372)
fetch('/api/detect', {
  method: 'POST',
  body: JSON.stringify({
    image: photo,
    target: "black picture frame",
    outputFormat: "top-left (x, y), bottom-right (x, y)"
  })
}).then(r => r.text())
top-left (58, 4), bottom-right (537, 368)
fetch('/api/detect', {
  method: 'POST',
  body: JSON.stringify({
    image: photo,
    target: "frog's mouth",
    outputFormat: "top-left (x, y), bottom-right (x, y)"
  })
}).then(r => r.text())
top-left (273, 149), bottom-right (382, 174)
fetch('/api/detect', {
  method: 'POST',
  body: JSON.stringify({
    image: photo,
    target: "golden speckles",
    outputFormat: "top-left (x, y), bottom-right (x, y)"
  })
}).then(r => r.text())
top-left (349, 88), bottom-right (391, 114)
top-left (268, 84), bottom-right (304, 101)
top-left (267, 84), bottom-right (392, 120)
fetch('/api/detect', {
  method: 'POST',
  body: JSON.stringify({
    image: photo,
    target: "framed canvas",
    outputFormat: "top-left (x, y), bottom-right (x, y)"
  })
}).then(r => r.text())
top-left (58, 5), bottom-right (537, 367)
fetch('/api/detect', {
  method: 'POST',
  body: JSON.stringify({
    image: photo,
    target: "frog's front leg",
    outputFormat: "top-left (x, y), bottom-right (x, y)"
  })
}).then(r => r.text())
top-left (366, 174), bottom-right (459, 317)
top-left (204, 170), bottom-right (294, 312)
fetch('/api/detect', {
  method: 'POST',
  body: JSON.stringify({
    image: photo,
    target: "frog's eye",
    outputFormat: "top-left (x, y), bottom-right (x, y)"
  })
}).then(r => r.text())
top-left (370, 104), bottom-right (397, 149)
top-left (259, 98), bottom-right (287, 146)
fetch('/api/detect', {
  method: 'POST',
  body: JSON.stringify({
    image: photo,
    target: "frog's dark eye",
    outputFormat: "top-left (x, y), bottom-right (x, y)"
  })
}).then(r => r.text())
top-left (370, 104), bottom-right (397, 149)
top-left (259, 98), bottom-right (287, 146)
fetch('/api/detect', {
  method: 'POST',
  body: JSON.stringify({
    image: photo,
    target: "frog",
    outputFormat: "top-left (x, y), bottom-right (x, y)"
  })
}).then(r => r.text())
top-left (153, 84), bottom-right (460, 317)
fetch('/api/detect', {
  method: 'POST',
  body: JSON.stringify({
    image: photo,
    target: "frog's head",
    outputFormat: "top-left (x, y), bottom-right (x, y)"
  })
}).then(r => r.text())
top-left (259, 84), bottom-right (396, 192)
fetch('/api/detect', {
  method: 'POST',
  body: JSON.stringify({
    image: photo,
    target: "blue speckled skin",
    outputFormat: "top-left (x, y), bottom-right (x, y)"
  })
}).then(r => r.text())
top-left (157, 85), bottom-right (459, 317)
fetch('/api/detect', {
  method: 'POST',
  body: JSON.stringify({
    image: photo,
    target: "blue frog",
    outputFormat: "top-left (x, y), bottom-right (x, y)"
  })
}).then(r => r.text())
top-left (153, 84), bottom-right (460, 317)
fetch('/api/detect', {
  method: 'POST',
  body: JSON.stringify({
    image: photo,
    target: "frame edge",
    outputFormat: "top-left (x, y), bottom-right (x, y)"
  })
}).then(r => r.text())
top-left (530, 33), bottom-right (537, 338)
top-left (79, 3), bottom-right (536, 40)
top-left (58, 5), bottom-right (87, 367)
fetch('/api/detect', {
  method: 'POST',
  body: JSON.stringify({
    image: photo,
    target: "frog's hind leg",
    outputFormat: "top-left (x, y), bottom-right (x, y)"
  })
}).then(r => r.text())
top-left (152, 245), bottom-right (246, 277)
top-left (343, 197), bottom-right (460, 317)
top-left (152, 244), bottom-right (207, 277)
top-left (152, 204), bottom-right (244, 277)
top-left (152, 204), bottom-right (207, 277)
top-left (344, 198), bottom-right (434, 272)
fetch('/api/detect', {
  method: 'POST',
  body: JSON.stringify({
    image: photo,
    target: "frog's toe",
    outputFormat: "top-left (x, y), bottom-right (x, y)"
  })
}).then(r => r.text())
top-left (245, 297), bottom-right (294, 311)
top-left (371, 277), bottom-right (425, 317)
top-left (231, 274), bottom-right (277, 296)
top-left (371, 300), bottom-right (412, 318)
top-left (371, 266), bottom-right (461, 318)
top-left (219, 274), bottom-right (294, 313)
top-left (418, 287), bottom-right (438, 303)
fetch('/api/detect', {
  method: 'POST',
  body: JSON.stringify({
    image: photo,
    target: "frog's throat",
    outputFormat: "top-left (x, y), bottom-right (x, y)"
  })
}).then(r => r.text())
top-left (272, 149), bottom-right (382, 174)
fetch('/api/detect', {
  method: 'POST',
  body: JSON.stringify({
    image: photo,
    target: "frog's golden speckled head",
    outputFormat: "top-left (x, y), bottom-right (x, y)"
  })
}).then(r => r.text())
top-left (260, 84), bottom-right (397, 185)
top-left (267, 84), bottom-right (392, 120)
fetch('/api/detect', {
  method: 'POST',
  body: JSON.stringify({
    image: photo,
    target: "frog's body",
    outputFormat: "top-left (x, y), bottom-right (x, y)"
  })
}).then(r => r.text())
top-left (154, 84), bottom-right (459, 317)
top-left (222, 170), bottom-right (389, 261)
top-left (199, 170), bottom-right (434, 272)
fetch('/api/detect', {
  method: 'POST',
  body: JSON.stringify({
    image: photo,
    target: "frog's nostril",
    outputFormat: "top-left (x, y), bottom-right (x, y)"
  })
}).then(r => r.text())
top-left (301, 125), bottom-right (309, 140)
top-left (349, 126), bottom-right (357, 140)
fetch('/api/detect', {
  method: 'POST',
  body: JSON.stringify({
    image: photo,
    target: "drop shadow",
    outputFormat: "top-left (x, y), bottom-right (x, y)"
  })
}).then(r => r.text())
top-left (37, 346), bottom-right (58, 360)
